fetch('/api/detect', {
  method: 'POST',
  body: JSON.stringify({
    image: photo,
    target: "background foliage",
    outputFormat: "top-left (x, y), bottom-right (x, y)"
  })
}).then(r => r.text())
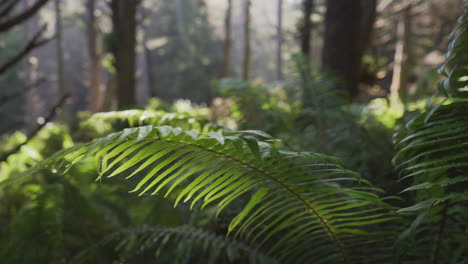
top-left (0, 1), bottom-right (467, 264)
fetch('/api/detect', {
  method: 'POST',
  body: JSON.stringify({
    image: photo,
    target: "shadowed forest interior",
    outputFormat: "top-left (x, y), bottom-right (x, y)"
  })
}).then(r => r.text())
top-left (0, 0), bottom-right (467, 263)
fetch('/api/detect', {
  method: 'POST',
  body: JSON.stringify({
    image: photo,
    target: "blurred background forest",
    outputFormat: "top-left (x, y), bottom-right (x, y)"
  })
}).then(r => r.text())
top-left (0, 0), bottom-right (466, 263)
top-left (1, 0), bottom-right (464, 184)
top-left (1, 0), bottom-right (464, 121)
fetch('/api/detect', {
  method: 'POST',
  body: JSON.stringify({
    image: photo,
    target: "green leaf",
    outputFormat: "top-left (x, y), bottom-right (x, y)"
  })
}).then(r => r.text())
top-left (228, 188), bottom-right (269, 234)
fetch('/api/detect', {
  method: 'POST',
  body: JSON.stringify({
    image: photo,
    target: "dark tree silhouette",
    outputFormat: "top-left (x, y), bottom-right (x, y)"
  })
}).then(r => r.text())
top-left (322, 0), bottom-right (377, 101)
top-left (242, 0), bottom-right (251, 81)
top-left (110, 0), bottom-right (138, 109)
top-left (299, 0), bottom-right (314, 57)
top-left (222, 0), bottom-right (232, 78)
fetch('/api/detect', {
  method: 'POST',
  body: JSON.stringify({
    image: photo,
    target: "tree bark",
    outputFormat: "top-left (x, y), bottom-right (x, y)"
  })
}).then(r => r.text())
top-left (299, 0), bottom-right (314, 57)
top-left (276, 0), bottom-right (283, 80)
top-left (222, 0), bottom-right (232, 78)
top-left (322, 0), bottom-right (377, 101)
top-left (390, 4), bottom-right (411, 104)
top-left (86, 0), bottom-right (103, 112)
top-left (111, 0), bottom-right (137, 109)
top-left (242, 0), bottom-right (251, 81)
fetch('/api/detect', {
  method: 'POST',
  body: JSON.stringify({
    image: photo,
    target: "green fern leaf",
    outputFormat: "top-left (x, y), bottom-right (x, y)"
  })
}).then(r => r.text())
top-left (34, 125), bottom-right (396, 263)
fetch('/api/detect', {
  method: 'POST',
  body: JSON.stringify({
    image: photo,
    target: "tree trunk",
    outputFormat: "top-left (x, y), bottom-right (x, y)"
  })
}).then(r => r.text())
top-left (276, 0), bottom-right (283, 80)
top-left (359, 0), bottom-right (377, 59)
top-left (222, 0), bottom-right (232, 78)
top-left (175, 0), bottom-right (189, 48)
top-left (54, 0), bottom-right (66, 119)
top-left (102, 73), bottom-right (116, 111)
top-left (141, 24), bottom-right (156, 98)
top-left (86, 0), bottom-right (103, 112)
top-left (242, 0), bottom-right (251, 81)
top-left (390, 4), bottom-right (411, 104)
top-left (111, 0), bottom-right (137, 109)
top-left (22, 0), bottom-right (38, 129)
top-left (299, 0), bottom-right (314, 57)
top-left (136, 24), bottom-right (152, 107)
top-left (322, 0), bottom-right (376, 101)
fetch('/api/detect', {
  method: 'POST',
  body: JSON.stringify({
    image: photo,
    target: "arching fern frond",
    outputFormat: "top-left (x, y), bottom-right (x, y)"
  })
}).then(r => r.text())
top-left (393, 101), bottom-right (468, 263)
top-left (73, 225), bottom-right (273, 264)
top-left (35, 125), bottom-right (397, 263)
top-left (80, 109), bottom-right (222, 137)
top-left (393, 5), bottom-right (468, 263)
top-left (436, 4), bottom-right (468, 99)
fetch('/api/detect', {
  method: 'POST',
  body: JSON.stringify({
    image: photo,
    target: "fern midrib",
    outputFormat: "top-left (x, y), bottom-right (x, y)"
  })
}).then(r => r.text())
top-left (149, 138), bottom-right (349, 263)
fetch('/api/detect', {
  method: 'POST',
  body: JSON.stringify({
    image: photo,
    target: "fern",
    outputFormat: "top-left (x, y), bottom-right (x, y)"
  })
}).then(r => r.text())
top-left (31, 125), bottom-right (397, 263)
top-left (73, 225), bottom-right (273, 264)
top-left (0, 184), bottom-right (64, 264)
top-left (79, 109), bottom-right (221, 138)
top-left (393, 5), bottom-right (468, 263)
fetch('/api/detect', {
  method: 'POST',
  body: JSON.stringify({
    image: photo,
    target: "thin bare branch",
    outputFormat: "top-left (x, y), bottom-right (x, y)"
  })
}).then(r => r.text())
top-left (0, 0), bottom-right (18, 18)
top-left (0, 78), bottom-right (46, 106)
top-left (0, 24), bottom-right (52, 75)
top-left (0, 94), bottom-right (69, 162)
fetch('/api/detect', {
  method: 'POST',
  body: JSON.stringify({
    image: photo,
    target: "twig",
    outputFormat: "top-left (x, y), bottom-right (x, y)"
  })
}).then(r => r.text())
top-left (0, 0), bottom-right (49, 32)
top-left (0, 78), bottom-right (46, 106)
top-left (0, 24), bottom-right (52, 75)
top-left (0, 94), bottom-right (69, 163)
top-left (0, 0), bottom-right (18, 18)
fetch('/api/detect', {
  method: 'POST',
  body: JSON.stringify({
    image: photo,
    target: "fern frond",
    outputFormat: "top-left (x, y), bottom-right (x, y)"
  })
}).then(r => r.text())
top-left (0, 184), bottom-right (64, 264)
top-left (436, 4), bottom-right (468, 99)
top-left (37, 125), bottom-right (396, 263)
top-left (393, 5), bottom-right (468, 263)
top-left (73, 225), bottom-right (273, 264)
top-left (80, 109), bottom-right (221, 137)
top-left (393, 102), bottom-right (468, 263)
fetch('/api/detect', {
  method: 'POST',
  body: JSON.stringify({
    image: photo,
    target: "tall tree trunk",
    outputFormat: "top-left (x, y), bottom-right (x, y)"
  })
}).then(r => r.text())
top-left (322, 0), bottom-right (376, 101)
top-left (136, 23), bottom-right (152, 107)
top-left (242, 0), bottom-right (251, 81)
top-left (141, 24), bottom-right (156, 97)
top-left (102, 73), bottom-right (116, 111)
top-left (54, 0), bottom-right (66, 117)
top-left (22, 0), bottom-right (38, 129)
top-left (299, 0), bottom-right (314, 57)
top-left (276, 0), bottom-right (283, 80)
top-left (86, 0), bottom-right (102, 112)
top-left (222, 0), bottom-right (232, 78)
top-left (359, 0), bottom-right (377, 59)
top-left (390, 4), bottom-right (411, 104)
top-left (111, 0), bottom-right (137, 109)
top-left (174, 0), bottom-right (189, 48)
